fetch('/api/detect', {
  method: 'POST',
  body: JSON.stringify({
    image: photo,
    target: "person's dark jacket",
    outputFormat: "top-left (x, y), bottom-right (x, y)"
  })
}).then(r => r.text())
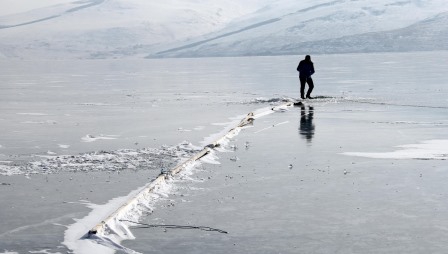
top-left (297, 59), bottom-right (315, 78)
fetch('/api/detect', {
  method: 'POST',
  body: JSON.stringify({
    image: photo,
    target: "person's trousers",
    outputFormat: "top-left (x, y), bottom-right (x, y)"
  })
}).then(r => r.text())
top-left (300, 76), bottom-right (314, 98)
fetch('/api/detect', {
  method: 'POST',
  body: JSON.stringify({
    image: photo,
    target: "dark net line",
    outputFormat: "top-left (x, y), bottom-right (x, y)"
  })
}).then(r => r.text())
top-left (120, 219), bottom-right (228, 234)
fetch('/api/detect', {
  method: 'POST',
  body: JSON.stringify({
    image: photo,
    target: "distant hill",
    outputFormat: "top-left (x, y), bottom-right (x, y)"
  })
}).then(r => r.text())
top-left (0, 0), bottom-right (447, 59)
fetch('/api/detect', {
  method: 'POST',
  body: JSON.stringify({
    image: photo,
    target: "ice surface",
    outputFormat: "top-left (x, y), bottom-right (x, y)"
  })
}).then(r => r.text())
top-left (0, 52), bottom-right (447, 253)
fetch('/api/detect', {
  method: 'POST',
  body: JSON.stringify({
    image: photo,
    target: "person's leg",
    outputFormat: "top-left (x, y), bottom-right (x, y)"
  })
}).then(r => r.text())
top-left (306, 78), bottom-right (314, 98)
top-left (300, 77), bottom-right (306, 99)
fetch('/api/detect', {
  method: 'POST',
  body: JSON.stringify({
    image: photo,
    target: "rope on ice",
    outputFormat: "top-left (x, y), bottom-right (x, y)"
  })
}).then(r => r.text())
top-left (120, 219), bottom-right (228, 234)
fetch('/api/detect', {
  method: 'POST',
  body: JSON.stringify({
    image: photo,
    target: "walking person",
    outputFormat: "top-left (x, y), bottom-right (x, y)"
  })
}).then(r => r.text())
top-left (296, 55), bottom-right (315, 99)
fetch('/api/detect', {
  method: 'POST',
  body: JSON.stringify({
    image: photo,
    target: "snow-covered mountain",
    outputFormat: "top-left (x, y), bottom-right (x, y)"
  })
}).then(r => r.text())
top-left (0, 0), bottom-right (447, 59)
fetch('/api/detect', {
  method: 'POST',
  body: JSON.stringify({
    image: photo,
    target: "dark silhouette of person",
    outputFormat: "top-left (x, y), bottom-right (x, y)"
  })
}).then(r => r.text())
top-left (299, 104), bottom-right (315, 142)
top-left (296, 55), bottom-right (315, 99)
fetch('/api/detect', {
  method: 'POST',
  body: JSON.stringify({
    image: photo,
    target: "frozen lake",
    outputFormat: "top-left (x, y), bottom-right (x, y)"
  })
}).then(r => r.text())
top-left (0, 51), bottom-right (447, 253)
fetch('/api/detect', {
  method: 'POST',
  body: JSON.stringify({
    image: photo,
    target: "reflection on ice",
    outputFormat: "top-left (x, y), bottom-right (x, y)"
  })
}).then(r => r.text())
top-left (299, 105), bottom-right (315, 143)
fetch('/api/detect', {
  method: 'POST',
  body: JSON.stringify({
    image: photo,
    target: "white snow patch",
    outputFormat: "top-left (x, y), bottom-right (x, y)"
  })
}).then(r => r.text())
top-left (77, 103), bottom-right (117, 106)
top-left (1, 251), bottom-right (19, 254)
top-left (177, 141), bottom-right (202, 151)
top-left (343, 140), bottom-right (448, 160)
top-left (0, 165), bottom-right (22, 176)
top-left (200, 150), bottom-right (221, 165)
top-left (29, 250), bottom-right (62, 254)
top-left (251, 106), bottom-right (277, 119)
top-left (58, 144), bottom-right (70, 149)
top-left (201, 103), bottom-right (291, 148)
top-left (201, 117), bottom-right (243, 147)
top-left (1, 144), bottom-right (196, 175)
top-left (63, 195), bottom-right (141, 254)
top-left (21, 120), bottom-right (57, 124)
top-left (194, 126), bottom-right (205, 131)
top-left (81, 134), bottom-right (118, 143)
top-left (64, 169), bottom-right (187, 253)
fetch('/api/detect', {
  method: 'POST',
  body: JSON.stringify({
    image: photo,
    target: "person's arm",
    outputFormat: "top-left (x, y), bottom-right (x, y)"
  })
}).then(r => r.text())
top-left (297, 62), bottom-right (302, 72)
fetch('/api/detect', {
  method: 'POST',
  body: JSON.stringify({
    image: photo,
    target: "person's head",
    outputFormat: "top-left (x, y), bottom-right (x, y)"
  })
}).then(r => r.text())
top-left (305, 55), bottom-right (311, 61)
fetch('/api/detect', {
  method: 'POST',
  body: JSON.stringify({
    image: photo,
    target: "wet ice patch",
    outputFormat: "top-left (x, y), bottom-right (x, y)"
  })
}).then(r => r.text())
top-left (343, 140), bottom-right (448, 160)
top-left (254, 121), bottom-right (290, 134)
top-left (16, 113), bottom-right (49, 116)
top-left (76, 103), bottom-right (118, 107)
top-left (21, 120), bottom-right (57, 125)
top-left (372, 121), bottom-right (448, 126)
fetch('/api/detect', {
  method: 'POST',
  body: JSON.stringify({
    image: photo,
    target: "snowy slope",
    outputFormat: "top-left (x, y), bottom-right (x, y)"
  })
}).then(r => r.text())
top-left (0, 0), bottom-right (447, 59)
top-left (153, 0), bottom-right (448, 57)
top-left (0, 0), bottom-right (269, 59)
